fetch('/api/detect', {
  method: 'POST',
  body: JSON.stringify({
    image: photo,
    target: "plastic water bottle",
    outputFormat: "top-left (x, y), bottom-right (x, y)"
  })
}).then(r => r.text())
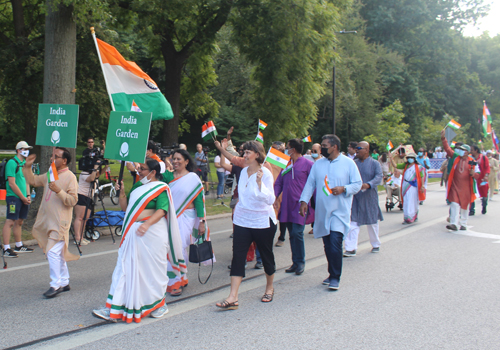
top-left (31, 188), bottom-right (36, 199)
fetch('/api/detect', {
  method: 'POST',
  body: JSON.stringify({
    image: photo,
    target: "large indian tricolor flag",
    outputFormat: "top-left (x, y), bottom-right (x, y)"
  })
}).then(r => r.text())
top-left (91, 29), bottom-right (173, 121)
top-left (483, 102), bottom-right (492, 137)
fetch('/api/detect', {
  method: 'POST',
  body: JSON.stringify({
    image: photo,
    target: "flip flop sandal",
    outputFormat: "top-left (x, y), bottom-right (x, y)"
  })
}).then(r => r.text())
top-left (216, 300), bottom-right (239, 310)
top-left (170, 287), bottom-right (183, 296)
top-left (261, 290), bottom-right (274, 303)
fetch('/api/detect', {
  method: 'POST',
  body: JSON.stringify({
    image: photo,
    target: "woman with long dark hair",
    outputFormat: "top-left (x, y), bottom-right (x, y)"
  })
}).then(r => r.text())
top-left (216, 141), bottom-right (277, 309)
top-left (162, 149), bottom-right (209, 296)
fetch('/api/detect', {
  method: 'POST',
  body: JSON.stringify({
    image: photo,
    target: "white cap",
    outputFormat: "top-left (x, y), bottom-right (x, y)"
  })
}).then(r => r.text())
top-left (15, 141), bottom-right (33, 150)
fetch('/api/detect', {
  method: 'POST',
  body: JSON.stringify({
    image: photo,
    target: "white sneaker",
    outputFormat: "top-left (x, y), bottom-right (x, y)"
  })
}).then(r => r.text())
top-left (150, 306), bottom-right (169, 318)
top-left (93, 307), bottom-right (112, 321)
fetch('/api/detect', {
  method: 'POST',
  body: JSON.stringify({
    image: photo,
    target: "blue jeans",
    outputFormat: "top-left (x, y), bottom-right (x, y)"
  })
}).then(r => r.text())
top-left (256, 247), bottom-right (262, 263)
top-left (322, 231), bottom-right (344, 282)
top-left (285, 222), bottom-right (305, 266)
top-left (216, 172), bottom-right (227, 197)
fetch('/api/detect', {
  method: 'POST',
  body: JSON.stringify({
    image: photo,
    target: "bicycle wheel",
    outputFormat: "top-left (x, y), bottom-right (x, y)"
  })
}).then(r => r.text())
top-left (110, 186), bottom-right (118, 205)
top-left (115, 226), bottom-right (122, 236)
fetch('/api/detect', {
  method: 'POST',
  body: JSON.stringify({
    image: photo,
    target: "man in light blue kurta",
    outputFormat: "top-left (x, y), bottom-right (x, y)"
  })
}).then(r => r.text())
top-left (300, 135), bottom-right (362, 290)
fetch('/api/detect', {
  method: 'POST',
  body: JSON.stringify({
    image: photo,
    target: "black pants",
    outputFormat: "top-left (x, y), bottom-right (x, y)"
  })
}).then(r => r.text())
top-left (231, 220), bottom-right (277, 277)
top-left (277, 222), bottom-right (287, 241)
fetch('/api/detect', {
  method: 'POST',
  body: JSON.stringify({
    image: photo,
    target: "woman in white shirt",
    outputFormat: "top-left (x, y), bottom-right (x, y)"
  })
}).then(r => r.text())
top-left (216, 141), bottom-right (277, 310)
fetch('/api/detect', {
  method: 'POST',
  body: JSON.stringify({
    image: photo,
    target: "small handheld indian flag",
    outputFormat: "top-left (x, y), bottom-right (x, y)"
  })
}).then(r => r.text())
top-left (201, 121), bottom-right (218, 141)
top-left (258, 119), bottom-right (267, 130)
top-left (478, 140), bottom-right (482, 144)
top-left (131, 100), bottom-right (142, 112)
top-left (264, 147), bottom-right (290, 169)
top-left (447, 119), bottom-right (461, 130)
top-left (256, 131), bottom-right (264, 144)
top-left (302, 135), bottom-right (312, 142)
top-left (451, 141), bottom-right (457, 147)
top-left (386, 140), bottom-right (394, 151)
top-left (323, 176), bottom-right (332, 196)
top-left (47, 162), bottom-right (59, 183)
top-left (281, 160), bottom-right (293, 176)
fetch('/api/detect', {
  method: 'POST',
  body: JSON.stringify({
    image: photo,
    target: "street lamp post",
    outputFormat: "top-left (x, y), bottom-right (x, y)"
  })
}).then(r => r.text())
top-left (332, 30), bottom-right (357, 135)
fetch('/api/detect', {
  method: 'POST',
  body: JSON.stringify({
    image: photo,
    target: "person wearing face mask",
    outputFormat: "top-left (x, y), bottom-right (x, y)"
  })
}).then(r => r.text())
top-left (416, 148), bottom-right (431, 205)
top-left (392, 152), bottom-right (427, 224)
top-left (440, 130), bottom-right (480, 231)
top-left (486, 150), bottom-right (498, 199)
top-left (2, 141), bottom-right (34, 258)
top-left (274, 139), bottom-right (314, 274)
top-left (162, 150), bottom-right (208, 296)
top-left (93, 159), bottom-right (184, 321)
top-left (299, 135), bottom-right (362, 290)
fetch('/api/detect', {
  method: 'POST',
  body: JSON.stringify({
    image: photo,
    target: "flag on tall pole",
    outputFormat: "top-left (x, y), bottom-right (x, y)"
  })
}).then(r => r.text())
top-left (447, 119), bottom-right (461, 130)
top-left (91, 27), bottom-right (173, 120)
top-left (264, 147), bottom-right (290, 169)
top-left (483, 101), bottom-right (492, 137)
top-left (386, 140), bottom-right (394, 151)
top-left (256, 131), bottom-right (264, 144)
top-left (47, 162), bottom-right (59, 183)
top-left (302, 135), bottom-right (312, 142)
top-left (258, 120), bottom-right (267, 130)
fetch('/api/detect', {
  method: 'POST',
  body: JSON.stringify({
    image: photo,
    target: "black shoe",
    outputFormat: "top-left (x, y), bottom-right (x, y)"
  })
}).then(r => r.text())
top-left (446, 224), bottom-right (458, 231)
top-left (469, 211), bottom-right (475, 216)
top-left (285, 264), bottom-right (297, 273)
top-left (14, 245), bottom-right (34, 253)
top-left (3, 248), bottom-right (18, 258)
top-left (398, 203), bottom-right (403, 209)
top-left (205, 191), bottom-right (210, 195)
top-left (460, 226), bottom-right (467, 231)
top-left (482, 208), bottom-right (487, 214)
top-left (43, 287), bottom-right (61, 298)
top-left (254, 261), bottom-right (263, 269)
top-left (295, 265), bottom-right (305, 275)
top-left (61, 285), bottom-right (70, 292)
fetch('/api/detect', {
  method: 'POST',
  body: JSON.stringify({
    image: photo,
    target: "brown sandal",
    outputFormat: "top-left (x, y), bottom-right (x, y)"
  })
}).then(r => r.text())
top-left (170, 287), bottom-right (183, 296)
top-left (261, 290), bottom-right (274, 303)
top-left (216, 300), bottom-right (239, 310)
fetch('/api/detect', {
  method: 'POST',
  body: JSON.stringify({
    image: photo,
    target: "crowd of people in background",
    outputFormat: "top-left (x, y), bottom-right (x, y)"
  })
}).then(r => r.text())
top-left (2, 126), bottom-right (499, 319)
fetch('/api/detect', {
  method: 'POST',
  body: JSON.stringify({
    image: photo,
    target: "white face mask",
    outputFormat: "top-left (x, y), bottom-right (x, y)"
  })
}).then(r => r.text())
top-left (20, 150), bottom-right (29, 158)
top-left (140, 171), bottom-right (152, 185)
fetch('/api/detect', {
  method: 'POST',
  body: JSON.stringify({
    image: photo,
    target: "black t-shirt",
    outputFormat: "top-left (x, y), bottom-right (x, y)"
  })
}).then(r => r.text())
top-left (231, 165), bottom-right (243, 199)
top-left (82, 148), bottom-right (99, 157)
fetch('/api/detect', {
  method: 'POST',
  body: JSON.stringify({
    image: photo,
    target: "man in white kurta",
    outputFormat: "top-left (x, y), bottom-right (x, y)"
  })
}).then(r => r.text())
top-left (24, 148), bottom-right (79, 298)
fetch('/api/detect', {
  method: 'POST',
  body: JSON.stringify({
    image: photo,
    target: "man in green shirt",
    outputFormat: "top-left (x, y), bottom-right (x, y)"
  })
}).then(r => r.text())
top-left (2, 141), bottom-right (34, 258)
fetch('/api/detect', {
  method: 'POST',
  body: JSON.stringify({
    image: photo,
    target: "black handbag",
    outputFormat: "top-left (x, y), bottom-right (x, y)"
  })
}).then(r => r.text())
top-left (189, 239), bottom-right (214, 284)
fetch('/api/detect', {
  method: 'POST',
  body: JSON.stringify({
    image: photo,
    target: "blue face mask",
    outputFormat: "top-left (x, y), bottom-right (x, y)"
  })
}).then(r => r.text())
top-left (311, 153), bottom-right (318, 159)
top-left (418, 152), bottom-right (423, 157)
top-left (407, 158), bottom-right (415, 164)
top-left (455, 149), bottom-right (465, 157)
top-left (284, 150), bottom-right (289, 156)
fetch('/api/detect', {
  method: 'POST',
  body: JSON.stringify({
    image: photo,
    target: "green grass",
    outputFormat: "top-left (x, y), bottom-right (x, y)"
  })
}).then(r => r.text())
top-left (0, 217), bottom-right (34, 243)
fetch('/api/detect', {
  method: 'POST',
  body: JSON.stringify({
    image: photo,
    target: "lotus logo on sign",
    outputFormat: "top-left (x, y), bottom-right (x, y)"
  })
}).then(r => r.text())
top-left (51, 130), bottom-right (60, 145)
top-left (120, 142), bottom-right (129, 157)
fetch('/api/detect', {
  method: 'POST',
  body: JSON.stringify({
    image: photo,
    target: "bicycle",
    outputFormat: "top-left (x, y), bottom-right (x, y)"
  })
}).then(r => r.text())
top-left (96, 181), bottom-right (118, 205)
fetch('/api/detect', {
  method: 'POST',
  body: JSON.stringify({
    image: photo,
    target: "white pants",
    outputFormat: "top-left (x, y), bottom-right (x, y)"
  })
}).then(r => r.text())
top-left (345, 221), bottom-right (380, 251)
top-left (47, 240), bottom-right (69, 289)
top-left (450, 202), bottom-right (468, 227)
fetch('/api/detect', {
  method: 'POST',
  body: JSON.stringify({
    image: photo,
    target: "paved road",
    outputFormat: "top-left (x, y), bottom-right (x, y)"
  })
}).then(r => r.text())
top-left (1, 184), bottom-right (500, 349)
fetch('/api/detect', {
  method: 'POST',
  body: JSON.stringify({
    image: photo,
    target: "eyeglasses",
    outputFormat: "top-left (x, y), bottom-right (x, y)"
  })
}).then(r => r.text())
top-left (355, 147), bottom-right (366, 150)
top-left (312, 150), bottom-right (318, 153)
top-left (53, 155), bottom-right (63, 159)
top-left (87, 141), bottom-right (94, 143)
top-left (137, 167), bottom-right (150, 172)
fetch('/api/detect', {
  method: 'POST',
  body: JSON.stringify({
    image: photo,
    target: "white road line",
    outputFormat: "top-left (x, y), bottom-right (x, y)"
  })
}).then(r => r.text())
top-left (30, 216), bottom-right (449, 350)
top-left (0, 228), bottom-right (233, 274)
top-left (453, 230), bottom-right (500, 243)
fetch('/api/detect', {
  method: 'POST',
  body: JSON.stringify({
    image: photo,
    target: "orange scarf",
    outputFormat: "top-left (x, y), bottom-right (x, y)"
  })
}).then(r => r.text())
top-left (402, 163), bottom-right (425, 202)
top-left (446, 155), bottom-right (476, 203)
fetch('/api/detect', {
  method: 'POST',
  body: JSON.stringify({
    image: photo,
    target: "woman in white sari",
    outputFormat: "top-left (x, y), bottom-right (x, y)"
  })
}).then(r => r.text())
top-left (395, 152), bottom-right (427, 224)
top-left (163, 149), bottom-right (208, 296)
top-left (92, 159), bottom-right (186, 323)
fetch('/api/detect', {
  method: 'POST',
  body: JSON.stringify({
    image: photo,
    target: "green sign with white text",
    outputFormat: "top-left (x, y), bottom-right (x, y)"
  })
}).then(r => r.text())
top-left (104, 111), bottom-right (152, 163)
top-left (36, 104), bottom-right (79, 148)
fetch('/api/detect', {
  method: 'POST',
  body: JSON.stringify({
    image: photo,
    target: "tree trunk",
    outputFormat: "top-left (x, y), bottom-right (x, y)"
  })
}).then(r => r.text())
top-left (161, 39), bottom-right (188, 146)
top-left (11, 0), bottom-right (26, 38)
top-left (26, 0), bottom-right (76, 227)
